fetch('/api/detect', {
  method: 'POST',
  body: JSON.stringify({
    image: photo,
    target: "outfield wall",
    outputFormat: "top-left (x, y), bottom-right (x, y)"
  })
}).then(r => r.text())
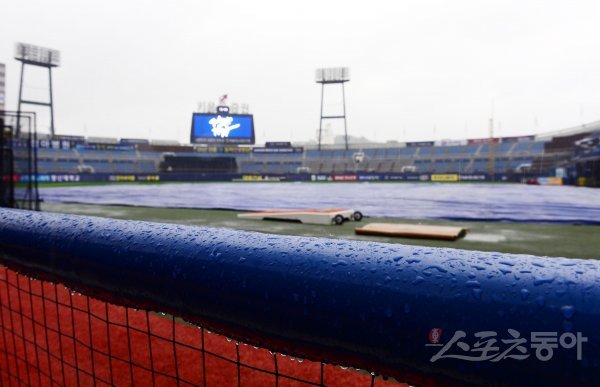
top-left (14, 172), bottom-right (566, 185)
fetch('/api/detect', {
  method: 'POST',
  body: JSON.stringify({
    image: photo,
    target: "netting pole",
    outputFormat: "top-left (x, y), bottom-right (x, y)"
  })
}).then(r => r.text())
top-left (85, 296), bottom-right (96, 385)
top-left (125, 308), bottom-right (135, 386)
top-left (40, 281), bottom-right (52, 385)
top-left (273, 352), bottom-right (278, 387)
top-left (0, 268), bottom-right (14, 387)
top-left (4, 271), bottom-right (20, 385)
top-left (104, 303), bottom-right (114, 385)
top-left (171, 315), bottom-right (180, 385)
top-left (236, 341), bottom-right (241, 387)
top-left (145, 311), bottom-right (156, 387)
top-left (26, 278), bottom-right (42, 386)
top-left (201, 327), bottom-right (206, 387)
top-left (320, 362), bottom-right (324, 386)
top-left (15, 275), bottom-right (31, 386)
top-left (53, 285), bottom-right (67, 384)
top-left (68, 292), bottom-right (81, 386)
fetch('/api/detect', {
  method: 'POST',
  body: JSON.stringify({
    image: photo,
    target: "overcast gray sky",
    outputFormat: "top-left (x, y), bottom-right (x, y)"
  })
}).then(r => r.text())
top-left (2, 0), bottom-right (600, 144)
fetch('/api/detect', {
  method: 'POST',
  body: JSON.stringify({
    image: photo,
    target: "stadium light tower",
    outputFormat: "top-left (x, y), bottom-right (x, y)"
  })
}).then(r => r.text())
top-left (315, 67), bottom-right (350, 151)
top-left (15, 42), bottom-right (61, 137)
top-left (488, 100), bottom-right (496, 181)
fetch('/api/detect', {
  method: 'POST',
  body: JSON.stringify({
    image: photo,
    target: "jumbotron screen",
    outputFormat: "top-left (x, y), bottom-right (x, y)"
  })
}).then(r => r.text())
top-left (190, 113), bottom-right (255, 144)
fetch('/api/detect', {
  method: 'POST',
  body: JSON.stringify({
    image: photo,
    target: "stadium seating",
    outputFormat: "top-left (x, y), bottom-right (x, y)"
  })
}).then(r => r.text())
top-left (17, 137), bottom-right (557, 176)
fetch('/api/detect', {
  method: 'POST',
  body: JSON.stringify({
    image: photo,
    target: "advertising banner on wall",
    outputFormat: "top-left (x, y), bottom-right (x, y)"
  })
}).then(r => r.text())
top-left (434, 139), bottom-right (468, 147)
top-left (38, 139), bottom-right (73, 149)
top-left (431, 174), bottom-right (459, 182)
top-left (538, 177), bottom-right (563, 186)
top-left (406, 141), bottom-right (434, 147)
top-left (120, 138), bottom-right (149, 145)
top-left (501, 135), bottom-right (535, 143)
top-left (76, 143), bottom-right (135, 151)
top-left (54, 135), bottom-right (86, 142)
top-left (265, 142), bottom-right (293, 148)
top-left (467, 138), bottom-right (500, 144)
top-left (253, 147), bottom-right (303, 153)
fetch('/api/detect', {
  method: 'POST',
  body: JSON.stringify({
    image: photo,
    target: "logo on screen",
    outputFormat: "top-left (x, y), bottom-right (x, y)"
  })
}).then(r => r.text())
top-left (209, 115), bottom-right (240, 138)
top-left (429, 328), bottom-right (442, 344)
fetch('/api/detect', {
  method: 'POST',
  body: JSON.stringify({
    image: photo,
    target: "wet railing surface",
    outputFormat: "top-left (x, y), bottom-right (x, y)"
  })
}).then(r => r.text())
top-left (0, 208), bottom-right (599, 386)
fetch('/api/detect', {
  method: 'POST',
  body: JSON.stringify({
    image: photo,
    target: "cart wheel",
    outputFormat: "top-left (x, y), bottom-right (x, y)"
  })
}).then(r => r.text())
top-left (352, 211), bottom-right (363, 221)
top-left (333, 215), bottom-right (344, 225)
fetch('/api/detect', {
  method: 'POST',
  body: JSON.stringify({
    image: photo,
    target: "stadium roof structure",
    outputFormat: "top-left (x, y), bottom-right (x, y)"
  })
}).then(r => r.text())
top-left (296, 118), bottom-right (600, 149)
top-left (535, 119), bottom-right (600, 141)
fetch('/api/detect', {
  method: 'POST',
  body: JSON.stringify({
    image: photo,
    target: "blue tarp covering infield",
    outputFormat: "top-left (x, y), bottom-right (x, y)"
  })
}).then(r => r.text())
top-left (40, 183), bottom-right (600, 225)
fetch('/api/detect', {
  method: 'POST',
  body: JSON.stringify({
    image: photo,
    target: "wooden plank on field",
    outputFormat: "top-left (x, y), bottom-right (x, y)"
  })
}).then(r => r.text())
top-left (355, 223), bottom-right (467, 241)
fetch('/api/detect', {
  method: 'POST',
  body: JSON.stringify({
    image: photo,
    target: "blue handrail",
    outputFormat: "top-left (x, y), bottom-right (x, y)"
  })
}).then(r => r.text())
top-left (0, 208), bottom-right (598, 386)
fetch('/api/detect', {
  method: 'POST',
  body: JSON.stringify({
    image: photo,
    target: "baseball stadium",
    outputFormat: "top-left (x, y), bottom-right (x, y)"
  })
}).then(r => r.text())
top-left (2, 3), bottom-right (600, 387)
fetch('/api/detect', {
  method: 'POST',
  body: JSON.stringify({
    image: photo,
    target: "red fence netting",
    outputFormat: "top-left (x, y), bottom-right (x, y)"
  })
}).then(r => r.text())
top-left (0, 265), bottom-right (405, 387)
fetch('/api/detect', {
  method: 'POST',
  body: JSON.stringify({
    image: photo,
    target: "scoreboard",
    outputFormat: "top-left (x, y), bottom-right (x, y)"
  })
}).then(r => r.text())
top-left (190, 113), bottom-right (255, 145)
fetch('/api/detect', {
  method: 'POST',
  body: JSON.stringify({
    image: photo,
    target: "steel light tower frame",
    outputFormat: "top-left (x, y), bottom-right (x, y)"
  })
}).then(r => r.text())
top-left (15, 42), bottom-right (60, 137)
top-left (488, 102), bottom-right (496, 181)
top-left (0, 110), bottom-right (40, 210)
top-left (315, 67), bottom-right (350, 151)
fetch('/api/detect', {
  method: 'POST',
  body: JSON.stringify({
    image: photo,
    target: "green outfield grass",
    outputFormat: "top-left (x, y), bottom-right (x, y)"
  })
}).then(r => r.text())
top-left (42, 202), bottom-right (600, 260)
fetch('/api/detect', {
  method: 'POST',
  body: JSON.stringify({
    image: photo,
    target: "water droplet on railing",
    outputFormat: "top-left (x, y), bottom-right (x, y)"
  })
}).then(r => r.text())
top-left (560, 305), bottom-right (575, 319)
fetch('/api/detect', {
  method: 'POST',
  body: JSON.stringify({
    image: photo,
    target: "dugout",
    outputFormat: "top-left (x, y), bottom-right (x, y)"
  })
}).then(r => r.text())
top-left (573, 134), bottom-right (600, 187)
top-left (575, 158), bottom-right (600, 187)
top-left (159, 154), bottom-right (238, 173)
